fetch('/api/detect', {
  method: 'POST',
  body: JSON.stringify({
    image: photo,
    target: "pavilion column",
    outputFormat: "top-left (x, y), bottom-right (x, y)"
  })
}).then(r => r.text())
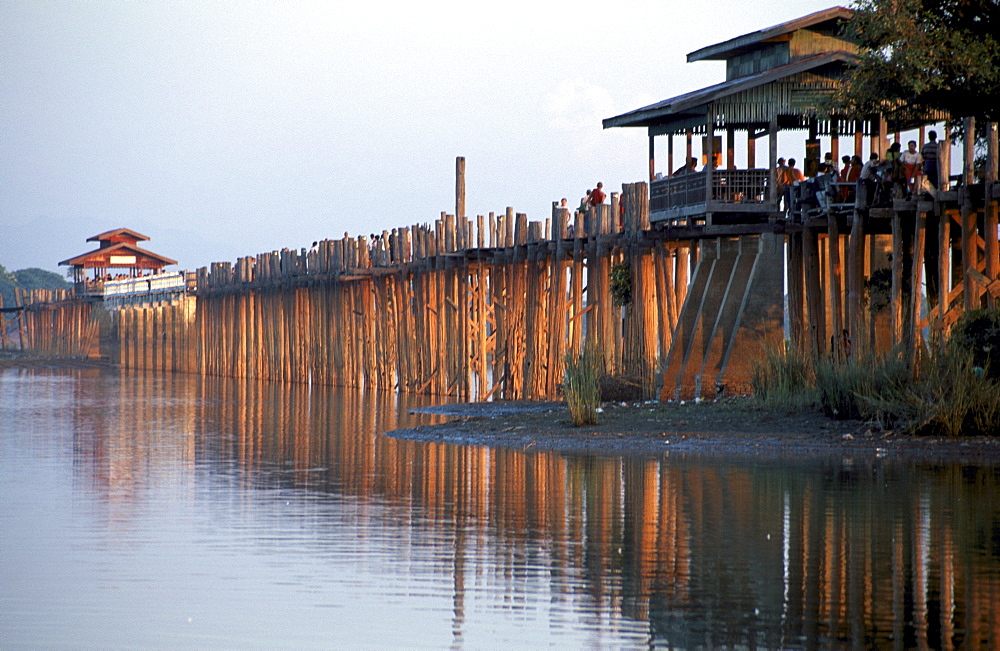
top-left (831, 119), bottom-right (840, 168)
top-left (686, 130), bottom-right (693, 164)
top-left (726, 128), bottom-right (735, 169)
top-left (705, 109), bottom-right (715, 209)
top-left (768, 115), bottom-right (778, 207)
top-left (854, 119), bottom-right (864, 158)
top-left (806, 118), bottom-right (820, 177)
top-left (667, 133), bottom-right (674, 179)
top-left (649, 134), bottom-right (656, 182)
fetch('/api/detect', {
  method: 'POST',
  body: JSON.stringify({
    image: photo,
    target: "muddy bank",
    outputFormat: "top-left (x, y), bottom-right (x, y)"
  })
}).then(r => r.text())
top-left (0, 352), bottom-right (112, 371)
top-left (389, 397), bottom-right (1000, 462)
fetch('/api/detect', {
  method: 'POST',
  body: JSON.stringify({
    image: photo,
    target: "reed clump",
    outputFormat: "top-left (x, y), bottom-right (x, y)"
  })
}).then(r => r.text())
top-left (564, 343), bottom-right (602, 426)
top-left (753, 315), bottom-right (1000, 436)
top-left (749, 341), bottom-right (817, 411)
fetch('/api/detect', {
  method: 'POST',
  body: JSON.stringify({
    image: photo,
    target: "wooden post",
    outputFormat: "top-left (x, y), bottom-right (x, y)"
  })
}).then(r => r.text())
top-left (768, 116), bottom-right (778, 207)
top-left (456, 156), bottom-right (466, 223)
top-left (649, 134), bottom-right (656, 182)
top-left (963, 117), bottom-right (978, 309)
top-left (846, 208), bottom-right (867, 349)
top-left (827, 216), bottom-right (844, 357)
top-left (986, 122), bottom-right (999, 309)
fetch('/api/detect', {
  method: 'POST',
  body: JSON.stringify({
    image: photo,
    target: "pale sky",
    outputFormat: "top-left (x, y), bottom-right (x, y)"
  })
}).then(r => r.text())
top-left (2, 0), bottom-right (839, 275)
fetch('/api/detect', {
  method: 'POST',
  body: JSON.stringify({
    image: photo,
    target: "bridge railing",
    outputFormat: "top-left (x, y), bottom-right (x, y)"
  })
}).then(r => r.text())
top-left (651, 169), bottom-right (771, 214)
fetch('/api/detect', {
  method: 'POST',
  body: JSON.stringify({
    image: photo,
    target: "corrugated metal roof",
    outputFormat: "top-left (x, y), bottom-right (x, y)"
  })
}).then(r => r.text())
top-left (687, 6), bottom-right (853, 62)
top-left (603, 51), bottom-right (857, 131)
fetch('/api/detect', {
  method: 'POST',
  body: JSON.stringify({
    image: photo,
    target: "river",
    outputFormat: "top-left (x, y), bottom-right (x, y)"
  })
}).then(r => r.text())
top-left (2, 367), bottom-right (1000, 648)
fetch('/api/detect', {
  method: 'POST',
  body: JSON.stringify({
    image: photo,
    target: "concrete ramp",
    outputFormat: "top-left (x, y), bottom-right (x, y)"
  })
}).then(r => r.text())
top-left (660, 233), bottom-right (784, 399)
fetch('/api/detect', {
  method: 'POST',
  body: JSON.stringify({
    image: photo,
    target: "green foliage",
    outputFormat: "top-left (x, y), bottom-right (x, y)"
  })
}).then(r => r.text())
top-left (863, 268), bottom-right (893, 315)
top-left (0, 264), bottom-right (69, 307)
top-left (855, 345), bottom-right (1000, 436)
top-left (836, 0), bottom-right (1000, 122)
top-left (609, 261), bottom-right (632, 308)
top-left (950, 308), bottom-right (1000, 378)
top-left (564, 342), bottom-right (602, 426)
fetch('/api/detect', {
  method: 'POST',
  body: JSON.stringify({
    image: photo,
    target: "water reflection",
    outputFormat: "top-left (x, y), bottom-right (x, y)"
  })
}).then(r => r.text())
top-left (3, 367), bottom-right (1000, 648)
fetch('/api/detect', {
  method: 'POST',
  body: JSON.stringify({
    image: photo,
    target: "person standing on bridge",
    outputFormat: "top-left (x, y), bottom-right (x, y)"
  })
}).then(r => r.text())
top-left (921, 130), bottom-right (940, 189)
top-left (589, 182), bottom-right (606, 206)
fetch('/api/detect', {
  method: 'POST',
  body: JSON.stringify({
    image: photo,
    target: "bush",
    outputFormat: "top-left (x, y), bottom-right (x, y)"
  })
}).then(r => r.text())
top-left (856, 345), bottom-right (1000, 436)
top-left (564, 343), bottom-right (602, 426)
top-left (950, 308), bottom-right (1000, 378)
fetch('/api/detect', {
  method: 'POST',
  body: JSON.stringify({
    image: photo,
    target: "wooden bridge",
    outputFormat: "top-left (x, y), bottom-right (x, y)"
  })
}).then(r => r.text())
top-left (9, 6), bottom-right (1000, 402)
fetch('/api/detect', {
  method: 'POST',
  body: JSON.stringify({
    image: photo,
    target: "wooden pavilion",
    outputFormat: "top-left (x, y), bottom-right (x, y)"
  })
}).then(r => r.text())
top-left (603, 6), bottom-right (886, 225)
top-left (59, 228), bottom-right (178, 296)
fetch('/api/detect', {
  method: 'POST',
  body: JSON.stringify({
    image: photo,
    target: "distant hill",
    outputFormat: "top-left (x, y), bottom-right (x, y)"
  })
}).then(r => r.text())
top-left (0, 264), bottom-right (71, 307)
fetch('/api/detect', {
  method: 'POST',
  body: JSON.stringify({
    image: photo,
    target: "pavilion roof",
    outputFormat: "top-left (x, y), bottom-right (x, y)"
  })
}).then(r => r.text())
top-left (86, 227), bottom-right (150, 243)
top-left (603, 51), bottom-right (857, 133)
top-left (687, 6), bottom-right (854, 63)
top-left (59, 242), bottom-right (178, 268)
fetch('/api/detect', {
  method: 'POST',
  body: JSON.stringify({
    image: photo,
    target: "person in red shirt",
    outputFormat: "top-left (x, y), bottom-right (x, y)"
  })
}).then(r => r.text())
top-left (589, 182), bottom-right (606, 206)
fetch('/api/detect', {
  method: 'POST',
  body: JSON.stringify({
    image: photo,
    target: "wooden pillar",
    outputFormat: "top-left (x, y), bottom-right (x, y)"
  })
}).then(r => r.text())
top-left (704, 109), bottom-right (715, 219)
top-left (667, 133), bottom-right (674, 180)
top-left (747, 130), bottom-right (756, 169)
top-left (788, 232), bottom-right (805, 348)
top-left (910, 209), bottom-right (927, 358)
top-left (827, 217), bottom-right (844, 357)
top-left (830, 118), bottom-right (840, 170)
top-left (891, 211), bottom-right (904, 341)
top-left (986, 122), bottom-right (999, 309)
top-left (847, 208), bottom-right (867, 348)
top-left (768, 116), bottom-right (778, 206)
top-left (938, 210), bottom-right (951, 337)
top-left (726, 127), bottom-right (735, 169)
top-left (855, 119), bottom-right (864, 159)
top-left (963, 117), bottom-right (979, 309)
top-left (649, 134), bottom-right (656, 182)
top-left (803, 226), bottom-right (825, 355)
top-left (456, 156), bottom-right (466, 223)
top-left (941, 123), bottom-right (952, 191)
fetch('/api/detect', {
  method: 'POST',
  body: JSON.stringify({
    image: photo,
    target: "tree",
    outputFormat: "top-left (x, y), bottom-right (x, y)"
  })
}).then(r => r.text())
top-left (836, 0), bottom-right (1000, 124)
top-left (0, 264), bottom-right (70, 307)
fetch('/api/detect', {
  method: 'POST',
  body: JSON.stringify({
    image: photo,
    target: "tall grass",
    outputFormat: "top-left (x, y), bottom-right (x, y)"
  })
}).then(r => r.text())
top-left (749, 342), bottom-right (817, 410)
top-left (564, 343), bottom-right (602, 426)
top-left (754, 336), bottom-right (1000, 436)
top-left (855, 346), bottom-right (1000, 436)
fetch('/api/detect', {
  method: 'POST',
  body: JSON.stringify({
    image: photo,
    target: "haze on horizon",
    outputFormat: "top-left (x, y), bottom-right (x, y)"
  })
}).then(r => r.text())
top-left (1, 0), bottom-right (836, 276)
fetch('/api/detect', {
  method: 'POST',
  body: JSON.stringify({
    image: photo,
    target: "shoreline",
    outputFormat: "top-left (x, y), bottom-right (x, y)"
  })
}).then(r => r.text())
top-left (388, 397), bottom-right (1000, 462)
top-left (5, 355), bottom-right (998, 462)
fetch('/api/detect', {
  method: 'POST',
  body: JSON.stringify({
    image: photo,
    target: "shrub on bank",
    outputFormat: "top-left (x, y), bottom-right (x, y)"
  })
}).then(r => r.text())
top-left (950, 308), bottom-right (1000, 379)
top-left (564, 343), bottom-right (601, 426)
top-left (753, 315), bottom-right (1000, 436)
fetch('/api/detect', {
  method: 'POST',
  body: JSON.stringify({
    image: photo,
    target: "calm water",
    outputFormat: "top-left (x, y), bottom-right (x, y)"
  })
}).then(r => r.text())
top-left (2, 368), bottom-right (1000, 649)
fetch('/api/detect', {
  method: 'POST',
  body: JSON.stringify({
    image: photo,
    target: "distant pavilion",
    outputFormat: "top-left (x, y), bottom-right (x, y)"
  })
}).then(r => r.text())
top-left (59, 228), bottom-right (178, 296)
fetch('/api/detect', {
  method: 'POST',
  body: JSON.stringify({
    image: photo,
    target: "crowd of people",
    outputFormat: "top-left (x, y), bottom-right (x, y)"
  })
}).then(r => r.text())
top-left (776, 131), bottom-right (942, 217)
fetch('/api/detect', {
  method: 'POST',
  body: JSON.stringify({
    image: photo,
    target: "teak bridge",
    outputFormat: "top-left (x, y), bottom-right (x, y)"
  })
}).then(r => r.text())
top-left (7, 7), bottom-right (1000, 402)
